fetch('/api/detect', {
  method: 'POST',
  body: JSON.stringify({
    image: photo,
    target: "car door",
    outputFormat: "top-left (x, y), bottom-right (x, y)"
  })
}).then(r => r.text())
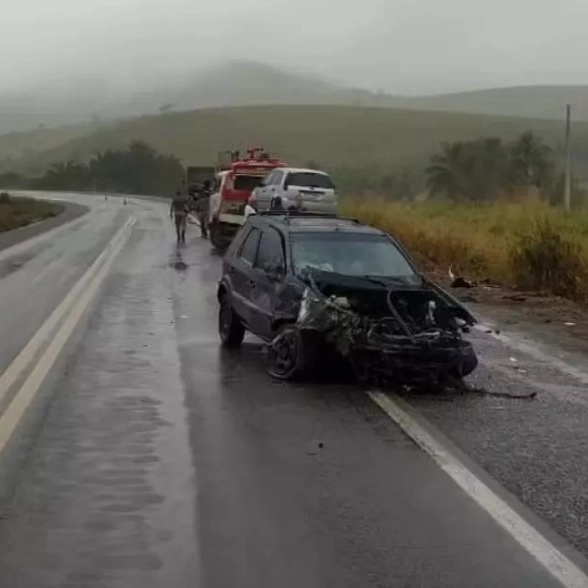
top-left (248, 226), bottom-right (286, 339)
top-left (229, 225), bottom-right (261, 326)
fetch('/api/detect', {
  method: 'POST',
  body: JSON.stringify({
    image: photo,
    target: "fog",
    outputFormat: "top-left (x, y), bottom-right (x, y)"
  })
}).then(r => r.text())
top-left (0, 0), bottom-right (587, 95)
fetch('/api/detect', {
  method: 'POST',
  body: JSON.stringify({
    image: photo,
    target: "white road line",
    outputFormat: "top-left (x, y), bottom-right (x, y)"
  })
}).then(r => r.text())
top-left (368, 390), bottom-right (588, 588)
top-left (473, 323), bottom-right (588, 386)
top-left (0, 215), bottom-right (135, 408)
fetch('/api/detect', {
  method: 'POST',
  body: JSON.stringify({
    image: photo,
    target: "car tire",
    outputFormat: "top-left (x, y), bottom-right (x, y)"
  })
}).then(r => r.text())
top-left (267, 325), bottom-right (316, 381)
top-left (219, 295), bottom-right (245, 347)
top-left (453, 341), bottom-right (478, 378)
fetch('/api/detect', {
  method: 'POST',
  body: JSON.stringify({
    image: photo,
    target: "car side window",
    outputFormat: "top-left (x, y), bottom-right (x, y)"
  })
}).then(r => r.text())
top-left (272, 171), bottom-right (284, 187)
top-left (255, 227), bottom-right (285, 274)
top-left (238, 227), bottom-right (261, 264)
top-left (262, 172), bottom-right (275, 186)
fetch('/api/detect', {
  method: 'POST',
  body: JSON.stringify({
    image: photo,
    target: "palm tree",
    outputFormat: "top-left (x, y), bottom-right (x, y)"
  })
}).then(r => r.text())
top-left (508, 132), bottom-right (553, 190)
top-left (426, 142), bottom-right (466, 198)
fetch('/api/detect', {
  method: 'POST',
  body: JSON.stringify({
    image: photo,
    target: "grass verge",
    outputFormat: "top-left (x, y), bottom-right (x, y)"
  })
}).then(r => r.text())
top-left (341, 197), bottom-right (588, 304)
top-left (0, 192), bottom-right (62, 233)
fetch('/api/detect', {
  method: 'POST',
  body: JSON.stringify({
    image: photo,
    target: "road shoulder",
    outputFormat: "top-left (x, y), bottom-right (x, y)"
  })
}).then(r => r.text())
top-left (0, 201), bottom-right (88, 253)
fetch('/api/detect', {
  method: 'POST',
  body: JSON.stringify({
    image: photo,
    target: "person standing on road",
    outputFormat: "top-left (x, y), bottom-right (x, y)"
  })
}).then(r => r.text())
top-left (170, 190), bottom-right (190, 244)
top-left (194, 180), bottom-right (212, 238)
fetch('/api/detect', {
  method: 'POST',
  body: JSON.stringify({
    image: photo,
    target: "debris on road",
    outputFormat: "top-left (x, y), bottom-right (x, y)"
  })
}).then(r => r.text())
top-left (502, 294), bottom-right (527, 302)
top-left (448, 265), bottom-right (477, 289)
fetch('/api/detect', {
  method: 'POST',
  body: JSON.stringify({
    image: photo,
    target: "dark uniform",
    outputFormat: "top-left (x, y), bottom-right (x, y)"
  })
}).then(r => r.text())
top-left (193, 181), bottom-right (212, 238)
top-left (170, 191), bottom-right (190, 243)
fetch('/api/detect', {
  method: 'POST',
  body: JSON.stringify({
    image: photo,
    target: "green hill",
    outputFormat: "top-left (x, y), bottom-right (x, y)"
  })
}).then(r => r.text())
top-left (4, 105), bottom-right (586, 178)
top-left (410, 85), bottom-right (588, 122)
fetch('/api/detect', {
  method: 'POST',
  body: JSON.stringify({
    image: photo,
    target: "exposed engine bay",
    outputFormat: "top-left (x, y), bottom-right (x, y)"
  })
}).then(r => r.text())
top-left (293, 269), bottom-right (478, 384)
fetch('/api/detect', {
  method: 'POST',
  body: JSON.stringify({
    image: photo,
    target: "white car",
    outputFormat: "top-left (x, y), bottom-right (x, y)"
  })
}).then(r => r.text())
top-left (252, 167), bottom-right (338, 213)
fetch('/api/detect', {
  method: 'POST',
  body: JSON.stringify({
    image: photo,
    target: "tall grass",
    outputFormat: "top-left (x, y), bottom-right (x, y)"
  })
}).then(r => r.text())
top-left (341, 197), bottom-right (588, 303)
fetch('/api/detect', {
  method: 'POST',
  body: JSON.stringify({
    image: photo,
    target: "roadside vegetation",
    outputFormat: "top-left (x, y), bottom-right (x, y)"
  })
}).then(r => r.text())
top-left (343, 132), bottom-right (588, 304)
top-left (0, 192), bottom-right (62, 232)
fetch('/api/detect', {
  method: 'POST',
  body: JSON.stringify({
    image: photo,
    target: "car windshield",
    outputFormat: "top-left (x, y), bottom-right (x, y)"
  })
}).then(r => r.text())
top-left (290, 232), bottom-right (417, 279)
top-left (286, 172), bottom-right (334, 190)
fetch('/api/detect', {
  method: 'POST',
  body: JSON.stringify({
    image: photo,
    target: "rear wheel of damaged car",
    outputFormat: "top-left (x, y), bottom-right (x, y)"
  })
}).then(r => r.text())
top-left (219, 294), bottom-right (245, 347)
top-left (267, 325), bottom-right (317, 381)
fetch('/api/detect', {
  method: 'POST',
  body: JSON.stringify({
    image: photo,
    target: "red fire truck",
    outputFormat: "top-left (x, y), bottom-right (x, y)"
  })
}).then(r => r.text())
top-left (208, 147), bottom-right (287, 250)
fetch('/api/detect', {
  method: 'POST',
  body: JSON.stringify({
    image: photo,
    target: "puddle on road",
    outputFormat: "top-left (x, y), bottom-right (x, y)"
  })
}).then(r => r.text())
top-left (166, 249), bottom-right (188, 272)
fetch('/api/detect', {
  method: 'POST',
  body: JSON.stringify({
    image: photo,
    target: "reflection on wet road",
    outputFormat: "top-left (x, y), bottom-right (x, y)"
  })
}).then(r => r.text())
top-left (0, 194), bottom-right (585, 587)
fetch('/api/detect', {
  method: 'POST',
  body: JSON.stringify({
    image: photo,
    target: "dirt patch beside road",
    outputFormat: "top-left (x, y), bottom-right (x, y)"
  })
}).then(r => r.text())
top-left (430, 267), bottom-right (588, 357)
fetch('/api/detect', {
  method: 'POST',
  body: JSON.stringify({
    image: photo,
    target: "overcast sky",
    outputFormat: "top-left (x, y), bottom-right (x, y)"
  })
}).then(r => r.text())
top-left (0, 0), bottom-right (587, 95)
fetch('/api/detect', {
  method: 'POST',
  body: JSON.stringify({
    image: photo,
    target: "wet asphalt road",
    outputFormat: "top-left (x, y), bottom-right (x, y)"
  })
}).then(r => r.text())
top-left (0, 194), bottom-right (585, 587)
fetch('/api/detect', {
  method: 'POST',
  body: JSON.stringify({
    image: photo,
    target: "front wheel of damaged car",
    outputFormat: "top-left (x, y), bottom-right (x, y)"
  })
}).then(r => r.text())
top-left (452, 341), bottom-right (479, 379)
top-left (219, 297), bottom-right (245, 347)
top-left (267, 326), bottom-right (316, 381)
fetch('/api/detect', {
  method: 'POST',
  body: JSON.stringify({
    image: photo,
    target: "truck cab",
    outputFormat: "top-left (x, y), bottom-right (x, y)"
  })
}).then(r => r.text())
top-left (207, 147), bottom-right (287, 250)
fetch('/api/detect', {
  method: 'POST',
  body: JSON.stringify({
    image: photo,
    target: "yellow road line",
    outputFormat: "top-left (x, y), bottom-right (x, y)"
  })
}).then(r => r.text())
top-left (0, 215), bottom-right (136, 453)
top-left (0, 216), bottom-right (135, 406)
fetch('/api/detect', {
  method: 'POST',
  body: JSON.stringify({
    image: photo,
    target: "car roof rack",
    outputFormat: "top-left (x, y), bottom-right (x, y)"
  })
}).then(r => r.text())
top-left (257, 210), bottom-right (360, 224)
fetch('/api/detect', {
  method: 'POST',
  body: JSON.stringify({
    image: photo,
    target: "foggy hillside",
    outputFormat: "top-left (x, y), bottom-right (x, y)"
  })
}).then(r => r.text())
top-left (1, 61), bottom-right (587, 137)
top-left (0, 62), bottom-right (406, 135)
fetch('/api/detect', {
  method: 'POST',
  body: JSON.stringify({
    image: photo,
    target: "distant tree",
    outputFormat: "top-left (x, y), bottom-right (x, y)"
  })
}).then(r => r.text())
top-left (507, 131), bottom-right (554, 190)
top-left (426, 141), bottom-right (467, 198)
top-left (28, 141), bottom-right (185, 196)
top-left (427, 134), bottom-right (553, 201)
top-left (0, 171), bottom-right (28, 189)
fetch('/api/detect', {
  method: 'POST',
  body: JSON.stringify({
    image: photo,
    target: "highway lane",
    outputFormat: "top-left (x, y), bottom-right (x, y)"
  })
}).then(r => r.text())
top-left (0, 194), bottom-right (132, 376)
top-left (0, 194), bottom-right (583, 587)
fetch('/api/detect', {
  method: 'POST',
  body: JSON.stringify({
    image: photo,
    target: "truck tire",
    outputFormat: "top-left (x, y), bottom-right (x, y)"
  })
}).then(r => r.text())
top-left (209, 221), bottom-right (229, 250)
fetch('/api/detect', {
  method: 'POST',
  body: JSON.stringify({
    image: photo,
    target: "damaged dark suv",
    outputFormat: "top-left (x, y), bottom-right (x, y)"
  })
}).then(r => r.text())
top-left (217, 212), bottom-right (478, 384)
